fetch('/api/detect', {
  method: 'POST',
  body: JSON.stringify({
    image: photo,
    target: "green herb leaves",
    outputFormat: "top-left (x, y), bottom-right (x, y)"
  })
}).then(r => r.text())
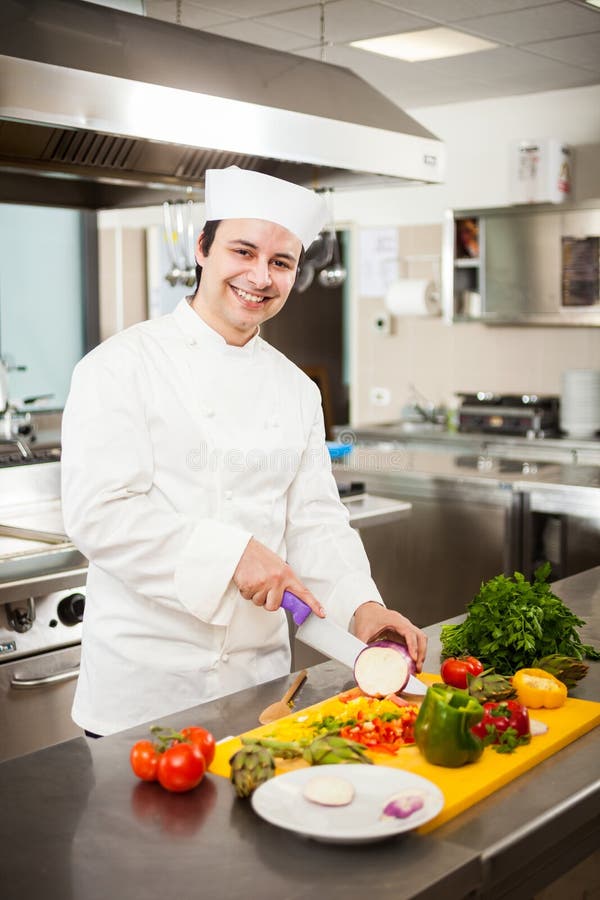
top-left (440, 564), bottom-right (599, 674)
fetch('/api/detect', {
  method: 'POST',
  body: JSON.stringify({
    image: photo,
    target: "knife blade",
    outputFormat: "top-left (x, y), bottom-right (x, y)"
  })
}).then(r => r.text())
top-left (281, 590), bottom-right (426, 695)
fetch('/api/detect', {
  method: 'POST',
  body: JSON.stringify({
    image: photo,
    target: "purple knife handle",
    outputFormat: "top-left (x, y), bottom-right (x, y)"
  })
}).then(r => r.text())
top-left (281, 590), bottom-right (312, 626)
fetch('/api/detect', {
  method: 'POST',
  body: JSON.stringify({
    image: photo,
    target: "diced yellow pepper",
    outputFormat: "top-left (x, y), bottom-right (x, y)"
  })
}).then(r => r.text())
top-left (512, 668), bottom-right (568, 709)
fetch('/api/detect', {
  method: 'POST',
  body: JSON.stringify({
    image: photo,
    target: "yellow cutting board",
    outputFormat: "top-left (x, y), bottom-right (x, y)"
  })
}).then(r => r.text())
top-left (209, 674), bottom-right (600, 833)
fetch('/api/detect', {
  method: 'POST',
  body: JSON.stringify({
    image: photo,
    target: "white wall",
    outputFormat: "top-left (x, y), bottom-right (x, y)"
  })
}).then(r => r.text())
top-left (336, 84), bottom-right (600, 424)
top-left (333, 83), bottom-right (600, 227)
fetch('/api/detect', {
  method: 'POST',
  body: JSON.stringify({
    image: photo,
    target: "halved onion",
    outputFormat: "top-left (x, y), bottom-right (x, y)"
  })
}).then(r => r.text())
top-left (354, 640), bottom-right (416, 698)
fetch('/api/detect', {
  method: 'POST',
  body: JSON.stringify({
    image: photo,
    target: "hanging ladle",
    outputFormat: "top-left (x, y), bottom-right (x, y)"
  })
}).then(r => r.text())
top-left (318, 230), bottom-right (347, 288)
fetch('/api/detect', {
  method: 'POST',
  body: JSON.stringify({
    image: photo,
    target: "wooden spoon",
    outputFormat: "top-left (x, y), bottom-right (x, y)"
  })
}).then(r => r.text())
top-left (258, 669), bottom-right (308, 725)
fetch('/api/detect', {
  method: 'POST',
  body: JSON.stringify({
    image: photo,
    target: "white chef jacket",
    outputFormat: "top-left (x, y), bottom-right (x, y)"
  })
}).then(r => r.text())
top-left (61, 298), bottom-right (382, 735)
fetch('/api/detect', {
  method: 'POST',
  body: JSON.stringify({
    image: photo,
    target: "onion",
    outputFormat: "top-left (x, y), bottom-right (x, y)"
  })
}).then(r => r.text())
top-left (529, 718), bottom-right (549, 736)
top-left (382, 792), bottom-right (424, 820)
top-left (303, 775), bottom-right (355, 807)
top-left (354, 640), bottom-right (416, 698)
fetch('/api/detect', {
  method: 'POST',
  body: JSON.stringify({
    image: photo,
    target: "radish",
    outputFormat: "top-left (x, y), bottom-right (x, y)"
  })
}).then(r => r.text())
top-left (354, 640), bottom-right (416, 697)
top-left (303, 775), bottom-right (355, 807)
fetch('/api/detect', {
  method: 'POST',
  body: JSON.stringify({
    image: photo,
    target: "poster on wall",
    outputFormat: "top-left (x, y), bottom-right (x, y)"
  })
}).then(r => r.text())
top-left (561, 236), bottom-right (600, 307)
top-left (358, 228), bottom-right (399, 298)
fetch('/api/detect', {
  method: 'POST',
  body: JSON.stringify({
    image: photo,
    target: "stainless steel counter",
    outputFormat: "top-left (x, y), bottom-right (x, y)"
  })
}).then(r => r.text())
top-left (332, 444), bottom-right (600, 627)
top-left (339, 422), bottom-right (600, 464)
top-left (334, 445), bottom-right (568, 491)
top-left (0, 566), bottom-right (597, 900)
top-left (342, 492), bottom-right (412, 528)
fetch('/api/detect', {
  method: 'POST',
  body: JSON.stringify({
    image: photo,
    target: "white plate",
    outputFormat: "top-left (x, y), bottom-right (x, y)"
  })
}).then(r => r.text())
top-left (251, 764), bottom-right (444, 844)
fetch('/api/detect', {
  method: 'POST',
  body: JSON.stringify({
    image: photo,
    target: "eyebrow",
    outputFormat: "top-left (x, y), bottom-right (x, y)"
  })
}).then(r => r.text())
top-left (228, 239), bottom-right (298, 263)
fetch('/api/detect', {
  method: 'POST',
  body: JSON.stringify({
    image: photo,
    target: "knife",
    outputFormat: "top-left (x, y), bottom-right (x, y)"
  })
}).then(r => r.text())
top-left (281, 590), bottom-right (426, 695)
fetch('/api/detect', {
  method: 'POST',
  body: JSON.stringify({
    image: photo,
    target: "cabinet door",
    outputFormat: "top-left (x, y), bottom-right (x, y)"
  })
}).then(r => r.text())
top-left (484, 212), bottom-right (561, 320)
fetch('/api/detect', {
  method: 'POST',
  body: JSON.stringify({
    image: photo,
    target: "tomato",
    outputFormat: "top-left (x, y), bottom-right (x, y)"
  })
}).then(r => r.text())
top-left (157, 741), bottom-right (206, 793)
top-left (181, 726), bottom-right (216, 768)
top-left (130, 740), bottom-right (159, 782)
top-left (440, 656), bottom-right (484, 689)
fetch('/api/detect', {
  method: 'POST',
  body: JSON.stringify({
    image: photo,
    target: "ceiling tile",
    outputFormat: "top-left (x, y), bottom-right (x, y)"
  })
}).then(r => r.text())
top-left (199, 0), bottom-right (318, 16)
top-left (256, 4), bottom-right (321, 41)
top-left (204, 19), bottom-right (315, 51)
top-left (144, 0), bottom-right (236, 26)
top-left (375, 0), bottom-right (555, 23)
top-left (523, 33), bottom-right (600, 72)
top-left (298, 42), bottom-right (468, 96)
top-left (263, 0), bottom-right (432, 43)
top-left (144, 0), bottom-right (600, 108)
top-left (457, 2), bottom-right (600, 45)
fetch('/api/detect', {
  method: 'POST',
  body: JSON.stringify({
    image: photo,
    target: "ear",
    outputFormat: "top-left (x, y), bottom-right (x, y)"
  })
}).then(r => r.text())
top-left (195, 232), bottom-right (207, 266)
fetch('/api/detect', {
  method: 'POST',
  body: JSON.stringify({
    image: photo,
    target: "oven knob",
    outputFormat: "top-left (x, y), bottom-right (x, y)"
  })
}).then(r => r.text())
top-left (57, 593), bottom-right (85, 626)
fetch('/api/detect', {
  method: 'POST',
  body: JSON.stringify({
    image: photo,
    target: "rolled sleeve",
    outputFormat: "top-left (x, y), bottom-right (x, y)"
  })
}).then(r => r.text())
top-left (174, 521), bottom-right (252, 625)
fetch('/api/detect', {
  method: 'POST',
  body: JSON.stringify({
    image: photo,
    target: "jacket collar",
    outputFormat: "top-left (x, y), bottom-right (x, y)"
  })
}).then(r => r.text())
top-left (172, 298), bottom-right (261, 357)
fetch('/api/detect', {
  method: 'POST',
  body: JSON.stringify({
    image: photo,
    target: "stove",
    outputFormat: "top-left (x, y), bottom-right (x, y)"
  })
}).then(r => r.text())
top-left (457, 393), bottom-right (560, 438)
top-left (0, 442), bottom-right (61, 467)
top-left (0, 461), bottom-right (87, 761)
top-left (0, 588), bottom-right (84, 662)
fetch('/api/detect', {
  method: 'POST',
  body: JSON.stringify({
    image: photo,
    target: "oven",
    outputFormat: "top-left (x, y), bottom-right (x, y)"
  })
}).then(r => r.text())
top-left (0, 454), bottom-right (88, 762)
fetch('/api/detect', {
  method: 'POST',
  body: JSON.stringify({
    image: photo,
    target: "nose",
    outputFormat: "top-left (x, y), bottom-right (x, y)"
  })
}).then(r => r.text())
top-left (247, 256), bottom-right (272, 289)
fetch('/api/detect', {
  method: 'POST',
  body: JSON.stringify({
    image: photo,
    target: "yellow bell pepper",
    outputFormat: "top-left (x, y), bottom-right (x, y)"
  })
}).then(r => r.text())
top-left (512, 668), bottom-right (568, 709)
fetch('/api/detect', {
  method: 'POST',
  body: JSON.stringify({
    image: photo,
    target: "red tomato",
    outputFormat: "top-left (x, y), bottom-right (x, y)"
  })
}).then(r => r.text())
top-left (181, 726), bottom-right (216, 768)
top-left (130, 740), bottom-right (159, 782)
top-left (440, 656), bottom-right (484, 689)
top-left (157, 742), bottom-right (206, 793)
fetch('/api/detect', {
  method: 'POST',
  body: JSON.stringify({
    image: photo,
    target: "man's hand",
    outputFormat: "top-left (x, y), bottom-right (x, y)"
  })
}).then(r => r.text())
top-left (352, 602), bottom-right (427, 673)
top-left (233, 538), bottom-right (325, 617)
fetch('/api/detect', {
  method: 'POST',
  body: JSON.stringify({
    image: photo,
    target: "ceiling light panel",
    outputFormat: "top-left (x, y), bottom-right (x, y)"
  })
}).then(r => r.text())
top-left (351, 27), bottom-right (498, 61)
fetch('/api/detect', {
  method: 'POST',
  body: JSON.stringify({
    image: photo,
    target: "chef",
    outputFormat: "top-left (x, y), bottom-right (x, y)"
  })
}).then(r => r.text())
top-left (61, 166), bottom-right (426, 737)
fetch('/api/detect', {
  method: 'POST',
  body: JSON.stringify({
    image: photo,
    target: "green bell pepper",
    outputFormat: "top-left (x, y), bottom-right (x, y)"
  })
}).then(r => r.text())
top-left (414, 683), bottom-right (485, 768)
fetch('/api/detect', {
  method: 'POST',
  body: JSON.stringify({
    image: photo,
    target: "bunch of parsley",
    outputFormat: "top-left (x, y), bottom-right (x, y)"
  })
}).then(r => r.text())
top-left (440, 562), bottom-right (600, 674)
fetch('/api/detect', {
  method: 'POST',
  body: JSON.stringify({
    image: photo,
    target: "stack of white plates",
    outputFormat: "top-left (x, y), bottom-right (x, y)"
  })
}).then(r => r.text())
top-left (560, 369), bottom-right (600, 438)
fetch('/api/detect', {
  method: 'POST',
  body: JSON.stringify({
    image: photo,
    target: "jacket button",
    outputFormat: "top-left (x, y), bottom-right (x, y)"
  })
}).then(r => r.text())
top-left (221, 653), bottom-right (230, 663)
top-left (204, 408), bottom-right (215, 417)
top-left (224, 490), bottom-right (233, 500)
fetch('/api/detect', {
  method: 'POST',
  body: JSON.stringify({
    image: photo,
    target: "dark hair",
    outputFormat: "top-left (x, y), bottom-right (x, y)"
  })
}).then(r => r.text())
top-left (194, 220), bottom-right (306, 292)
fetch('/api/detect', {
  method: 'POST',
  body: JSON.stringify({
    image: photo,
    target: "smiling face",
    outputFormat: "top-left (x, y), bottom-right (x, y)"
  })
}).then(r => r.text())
top-left (191, 218), bottom-right (302, 346)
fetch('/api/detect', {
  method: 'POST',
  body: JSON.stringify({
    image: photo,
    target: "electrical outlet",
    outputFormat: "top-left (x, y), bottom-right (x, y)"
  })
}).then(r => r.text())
top-left (370, 386), bottom-right (391, 406)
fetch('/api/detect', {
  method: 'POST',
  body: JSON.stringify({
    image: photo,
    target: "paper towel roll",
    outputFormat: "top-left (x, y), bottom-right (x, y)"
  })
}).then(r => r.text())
top-left (384, 279), bottom-right (440, 317)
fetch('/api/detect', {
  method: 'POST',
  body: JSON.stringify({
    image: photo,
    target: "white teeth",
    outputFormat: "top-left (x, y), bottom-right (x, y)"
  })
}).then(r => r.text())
top-left (232, 286), bottom-right (266, 303)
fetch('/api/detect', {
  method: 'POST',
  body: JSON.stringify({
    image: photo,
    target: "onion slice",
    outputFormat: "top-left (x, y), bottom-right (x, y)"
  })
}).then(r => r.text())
top-left (382, 792), bottom-right (425, 820)
top-left (303, 775), bottom-right (355, 807)
top-left (354, 640), bottom-right (416, 698)
top-left (529, 718), bottom-right (549, 736)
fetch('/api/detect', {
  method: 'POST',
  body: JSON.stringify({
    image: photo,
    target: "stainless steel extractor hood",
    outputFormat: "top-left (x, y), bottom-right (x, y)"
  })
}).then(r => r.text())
top-left (0, 0), bottom-right (445, 209)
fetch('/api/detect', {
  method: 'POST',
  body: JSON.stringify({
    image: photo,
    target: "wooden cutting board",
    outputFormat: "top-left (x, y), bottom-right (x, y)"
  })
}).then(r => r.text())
top-left (209, 674), bottom-right (600, 833)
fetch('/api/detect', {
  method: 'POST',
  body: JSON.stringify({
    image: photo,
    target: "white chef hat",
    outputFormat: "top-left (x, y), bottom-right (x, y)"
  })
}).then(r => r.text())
top-left (204, 166), bottom-right (328, 249)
